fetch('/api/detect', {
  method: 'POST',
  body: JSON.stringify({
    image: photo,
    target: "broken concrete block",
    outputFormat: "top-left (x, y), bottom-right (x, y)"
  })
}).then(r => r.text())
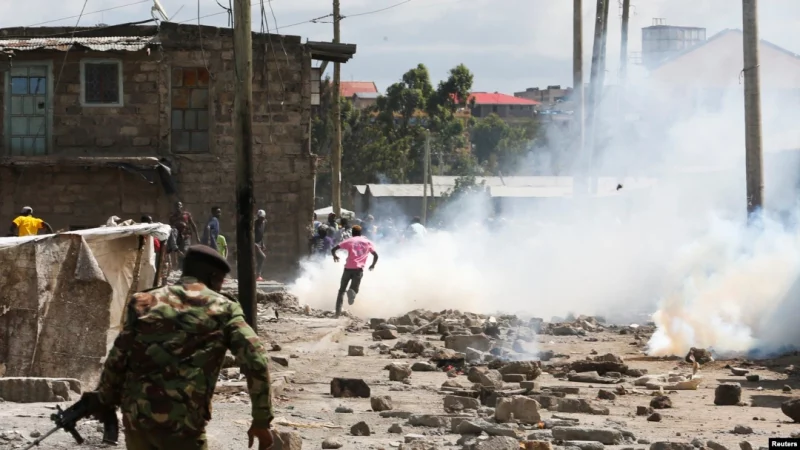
top-left (445, 334), bottom-right (492, 352)
top-left (650, 442), bottom-right (695, 450)
top-left (272, 430), bottom-right (302, 450)
top-left (551, 426), bottom-right (623, 444)
top-left (388, 363), bottom-right (412, 382)
top-left (522, 441), bottom-right (553, 450)
top-left (475, 436), bottom-right (520, 450)
top-left (495, 395), bottom-right (541, 424)
top-left (0, 377), bottom-right (81, 403)
top-left (370, 318), bottom-right (387, 329)
top-left (330, 378), bottom-right (370, 398)
top-left (714, 383), bottom-right (742, 406)
top-left (373, 329), bottom-right (399, 340)
top-left (351, 421), bottom-right (371, 436)
top-left (411, 362), bottom-right (436, 372)
top-left (348, 345), bottom-right (364, 356)
top-left (444, 395), bottom-right (480, 411)
top-left (321, 437), bottom-right (342, 449)
top-left (270, 355), bottom-right (289, 367)
top-left (408, 414), bottom-right (451, 428)
top-left (370, 395), bottom-right (393, 412)
top-left (498, 361), bottom-right (542, 380)
top-left (478, 370), bottom-right (504, 389)
top-left (782, 398), bottom-right (800, 422)
top-left (550, 398), bottom-right (609, 415)
top-left (502, 374), bottom-right (525, 383)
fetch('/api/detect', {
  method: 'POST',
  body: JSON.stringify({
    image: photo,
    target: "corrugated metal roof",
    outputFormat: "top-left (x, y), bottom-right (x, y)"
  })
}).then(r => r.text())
top-left (490, 185), bottom-right (572, 198)
top-left (0, 36), bottom-right (159, 53)
top-left (367, 184), bottom-right (444, 198)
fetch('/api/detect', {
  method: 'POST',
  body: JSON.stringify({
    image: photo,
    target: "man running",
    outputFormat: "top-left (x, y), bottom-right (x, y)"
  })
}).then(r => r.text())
top-left (9, 206), bottom-right (53, 237)
top-left (201, 206), bottom-right (221, 251)
top-left (331, 225), bottom-right (378, 317)
top-left (169, 201), bottom-right (200, 264)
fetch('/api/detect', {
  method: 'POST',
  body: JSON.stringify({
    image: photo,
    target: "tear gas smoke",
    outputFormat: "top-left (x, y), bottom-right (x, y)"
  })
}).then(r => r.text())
top-left (292, 17), bottom-right (800, 358)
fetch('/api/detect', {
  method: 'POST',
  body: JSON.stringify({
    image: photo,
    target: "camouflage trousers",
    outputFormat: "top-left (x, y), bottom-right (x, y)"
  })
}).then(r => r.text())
top-left (124, 429), bottom-right (207, 450)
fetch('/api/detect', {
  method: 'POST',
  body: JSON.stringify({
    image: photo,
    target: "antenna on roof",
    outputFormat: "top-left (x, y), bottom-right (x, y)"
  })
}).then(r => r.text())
top-left (152, 0), bottom-right (170, 21)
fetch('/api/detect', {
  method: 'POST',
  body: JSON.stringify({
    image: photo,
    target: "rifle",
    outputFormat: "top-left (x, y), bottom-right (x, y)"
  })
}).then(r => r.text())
top-left (23, 393), bottom-right (119, 450)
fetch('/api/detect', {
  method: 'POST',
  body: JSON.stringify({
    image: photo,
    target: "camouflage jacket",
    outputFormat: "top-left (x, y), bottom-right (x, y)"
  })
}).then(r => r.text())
top-left (97, 277), bottom-right (272, 436)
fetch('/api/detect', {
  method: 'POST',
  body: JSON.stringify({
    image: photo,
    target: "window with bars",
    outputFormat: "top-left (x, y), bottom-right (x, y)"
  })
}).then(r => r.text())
top-left (171, 67), bottom-right (210, 153)
top-left (81, 60), bottom-right (123, 106)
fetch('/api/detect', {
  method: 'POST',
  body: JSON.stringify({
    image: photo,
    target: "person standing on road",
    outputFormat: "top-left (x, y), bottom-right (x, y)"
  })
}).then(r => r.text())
top-left (169, 201), bottom-right (200, 265)
top-left (9, 206), bottom-right (53, 237)
top-left (405, 216), bottom-right (427, 241)
top-left (90, 245), bottom-right (274, 450)
top-left (337, 217), bottom-right (352, 243)
top-left (331, 225), bottom-right (378, 317)
top-left (201, 206), bottom-right (221, 251)
top-left (255, 209), bottom-right (267, 282)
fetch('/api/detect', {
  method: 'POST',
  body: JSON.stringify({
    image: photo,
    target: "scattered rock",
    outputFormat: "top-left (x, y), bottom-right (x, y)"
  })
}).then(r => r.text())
top-left (373, 329), bottom-right (399, 340)
top-left (474, 436), bottom-right (520, 450)
top-left (707, 441), bottom-right (728, 450)
top-left (273, 431), bottom-right (303, 450)
top-left (270, 343), bottom-right (282, 351)
top-left (0, 430), bottom-right (26, 442)
top-left (553, 325), bottom-right (583, 336)
top-left (739, 442), bottom-right (754, 450)
top-left (781, 398), bottom-right (800, 422)
top-left (371, 395), bottom-right (393, 412)
top-left (685, 347), bottom-right (713, 364)
top-left (552, 398), bottom-right (610, 415)
top-left (404, 434), bottom-right (426, 443)
top-left (348, 345), bottom-right (364, 356)
top-left (403, 339), bottom-right (428, 354)
top-left (564, 441), bottom-right (605, 450)
top-left (388, 363), bottom-right (413, 382)
top-left (570, 354), bottom-right (628, 375)
top-left (551, 426), bottom-right (624, 444)
top-left (370, 318), bottom-right (387, 329)
top-left (783, 385), bottom-right (792, 393)
top-left (478, 370), bottom-right (504, 389)
top-left (350, 421), bottom-right (371, 436)
top-left (714, 383), bottom-right (742, 406)
top-left (270, 356), bottom-right (289, 367)
top-left (523, 441), bottom-right (553, 450)
top-left (389, 423), bottom-right (404, 434)
top-left (0, 377), bottom-right (82, 403)
top-left (334, 406), bottom-right (353, 413)
top-left (495, 395), bottom-right (541, 424)
top-left (330, 378), bottom-right (371, 398)
top-left (745, 374), bottom-right (760, 382)
top-left (651, 442), bottom-right (695, 450)
top-left (322, 437), bottom-right (343, 449)
top-left (597, 389), bottom-right (617, 400)
top-left (445, 334), bottom-right (492, 352)
top-left (29, 431), bottom-right (41, 438)
top-left (444, 395), bottom-right (481, 411)
top-left (647, 412), bottom-right (662, 422)
top-left (637, 406), bottom-right (654, 416)
top-left (731, 367), bottom-right (749, 376)
top-left (498, 361), bottom-right (542, 380)
top-left (502, 374), bottom-right (525, 383)
top-left (650, 395), bottom-right (672, 409)
top-left (408, 414), bottom-right (451, 428)
top-left (411, 362), bottom-right (437, 372)
top-left (732, 425), bottom-right (753, 435)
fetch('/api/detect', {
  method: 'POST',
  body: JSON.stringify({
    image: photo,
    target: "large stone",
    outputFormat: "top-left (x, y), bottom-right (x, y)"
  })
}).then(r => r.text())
top-left (714, 383), bottom-right (742, 406)
top-left (430, 348), bottom-right (465, 361)
top-left (371, 395), bottom-right (393, 412)
top-left (456, 419), bottom-right (517, 438)
top-left (650, 395), bottom-right (672, 409)
top-left (781, 398), bottom-right (800, 422)
top-left (444, 395), bottom-right (480, 411)
top-left (373, 329), bottom-right (399, 340)
top-left (551, 398), bottom-right (609, 415)
top-left (388, 363), bottom-right (413, 382)
top-left (478, 370), bottom-right (504, 389)
top-left (475, 436), bottom-right (520, 450)
top-left (403, 339), bottom-right (428, 354)
top-left (370, 318), bottom-right (387, 329)
top-left (350, 421), bottom-right (371, 436)
top-left (411, 362), bottom-right (437, 372)
top-left (523, 441), bottom-right (553, 450)
top-left (445, 334), bottom-right (492, 353)
top-left (564, 442), bottom-right (605, 450)
top-left (498, 361), bottom-right (542, 380)
top-left (330, 378), bottom-right (370, 398)
top-left (569, 356), bottom-right (628, 376)
top-left (272, 431), bottom-right (303, 450)
top-left (650, 442), bottom-right (695, 450)
top-left (551, 427), bottom-right (623, 445)
top-left (348, 346), bottom-right (364, 356)
top-left (0, 378), bottom-right (82, 403)
top-left (495, 395), bottom-right (541, 424)
top-left (408, 414), bottom-right (451, 428)
top-left (321, 437), bottom-right (342, 449)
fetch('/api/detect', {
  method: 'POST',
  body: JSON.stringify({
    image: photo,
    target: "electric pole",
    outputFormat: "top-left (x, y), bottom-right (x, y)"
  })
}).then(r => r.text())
top-left (331, 0), bottom-right (343, 216)
top-left (422, 132), bottom-right (430, 224)
top-left (233, 0), bottom-right (257, 330)
top-left (742, 0), bottom-right (764, 215)
top-left (573, 0), bottom-right (584, 196)
top-left (619, 0), bottom-right (631, 85)
top-left (585, 0), bottom-right (605, 195)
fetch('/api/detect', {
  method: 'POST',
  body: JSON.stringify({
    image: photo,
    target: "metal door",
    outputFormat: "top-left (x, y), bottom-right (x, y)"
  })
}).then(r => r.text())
top-left (6, 65), bottom-right (48, 155)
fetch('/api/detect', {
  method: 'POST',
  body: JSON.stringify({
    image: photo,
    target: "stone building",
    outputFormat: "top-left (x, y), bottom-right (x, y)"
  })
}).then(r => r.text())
top-left (0, 22), bottom-right (355, 278)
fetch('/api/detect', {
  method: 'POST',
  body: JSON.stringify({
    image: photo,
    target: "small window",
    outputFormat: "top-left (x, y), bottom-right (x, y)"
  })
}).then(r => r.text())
top-left (171, 67), bottom-right (210, 153)
top-left (80, 60), bottom-right (123, 106)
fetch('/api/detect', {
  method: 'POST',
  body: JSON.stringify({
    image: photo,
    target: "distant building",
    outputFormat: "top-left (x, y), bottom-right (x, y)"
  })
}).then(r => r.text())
top-left (514, 85), bottom-right (572, 109)
top-left (468, 92), bottom-right (539, 119)
top-left (340, 81), bottom-right (378, 109)
top-left (641, 19), bottom-right (706, 69)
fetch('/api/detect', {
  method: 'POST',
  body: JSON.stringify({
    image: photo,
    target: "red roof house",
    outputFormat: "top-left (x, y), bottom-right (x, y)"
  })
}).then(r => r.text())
top-left (340, 81), bottom-right (378, 98)
top-left (468, 92), bottom-right (540, 105)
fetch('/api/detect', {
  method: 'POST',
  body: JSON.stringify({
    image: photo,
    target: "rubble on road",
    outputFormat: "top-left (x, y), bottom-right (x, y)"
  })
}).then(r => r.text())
top-left (714, 383), bottom-right (742, 406)
top-left (330, 378), bottom-right (370, 398)
top-left (551, 426), bottom-right (626, 445)
top-left (782, 398), bottom-right (800, 422)
top-left (0, 377), bottom-right (81, 403)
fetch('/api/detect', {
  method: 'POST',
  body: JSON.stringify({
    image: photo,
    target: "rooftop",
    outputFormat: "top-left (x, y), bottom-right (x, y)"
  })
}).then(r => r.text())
top-left (341, 81), bottom-right (378, 97)
top-left (469, 92), bottom-right (539, 106)
top-left (0, 35), bottom-right (159, 53)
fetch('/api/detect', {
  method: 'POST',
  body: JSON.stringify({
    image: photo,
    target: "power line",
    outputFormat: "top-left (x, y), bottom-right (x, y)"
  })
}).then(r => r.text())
top-left (27, 0), bottom-right (150, 26)
top-left (344, 0), bottom-right (412, 19)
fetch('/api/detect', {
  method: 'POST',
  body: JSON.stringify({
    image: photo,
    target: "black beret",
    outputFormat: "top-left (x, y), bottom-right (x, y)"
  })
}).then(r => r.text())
top-left (184, 245), bottom-right (231, 274)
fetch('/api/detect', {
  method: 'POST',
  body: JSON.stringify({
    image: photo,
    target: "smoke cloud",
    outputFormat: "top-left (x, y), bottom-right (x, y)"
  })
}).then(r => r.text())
top-left (290, 20), bottom-right (800, 358)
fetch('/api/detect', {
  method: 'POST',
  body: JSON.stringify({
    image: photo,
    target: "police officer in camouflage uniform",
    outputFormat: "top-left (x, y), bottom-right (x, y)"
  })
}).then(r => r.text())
top-left (91, 245), bottom-right (274, 450)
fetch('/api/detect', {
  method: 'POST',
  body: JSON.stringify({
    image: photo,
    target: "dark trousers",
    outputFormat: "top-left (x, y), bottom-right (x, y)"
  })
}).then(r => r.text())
top-left (335, 268), bottom-right (364, 313)
top-left (255, 243), bottom-right (266, 277)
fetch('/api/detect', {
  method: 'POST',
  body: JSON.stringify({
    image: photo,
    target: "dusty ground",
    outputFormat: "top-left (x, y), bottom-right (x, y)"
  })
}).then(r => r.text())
top-left (2, 310), bottom-right (800, 450)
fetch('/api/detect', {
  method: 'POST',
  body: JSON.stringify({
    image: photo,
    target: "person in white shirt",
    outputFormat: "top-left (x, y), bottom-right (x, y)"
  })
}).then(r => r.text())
top-left (406, 216), bottom-right (427, 241)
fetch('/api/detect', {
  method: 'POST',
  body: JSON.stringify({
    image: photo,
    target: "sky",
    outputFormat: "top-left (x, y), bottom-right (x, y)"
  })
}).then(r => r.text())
top-left (3, 0), bottom-right (800, 94)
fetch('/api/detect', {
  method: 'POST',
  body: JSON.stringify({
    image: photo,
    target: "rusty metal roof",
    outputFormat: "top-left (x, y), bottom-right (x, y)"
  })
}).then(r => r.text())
top-left (0, 35), bottom-right (159, 53)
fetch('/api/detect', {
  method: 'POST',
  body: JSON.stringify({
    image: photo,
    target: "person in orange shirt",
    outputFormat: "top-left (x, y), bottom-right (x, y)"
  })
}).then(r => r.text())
top-left (9, 206), bottom-right (53, 237)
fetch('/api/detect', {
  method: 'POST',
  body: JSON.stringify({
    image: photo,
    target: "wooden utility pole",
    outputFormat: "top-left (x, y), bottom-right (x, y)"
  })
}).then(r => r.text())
top-left (573, 0), bottom-right (584, 195)
top-left (422, 132), bottom-right (430, 224)
top-left (331, 0), bottom-right (343, 216)
top-left (619, 0), bottom-right (631, 85)
top-left (233, 0), bottom-right (257, 330)
top-left (596, 0), bottom-right (610, 91)
top-left (742, 0), bottom-right (764, 215)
